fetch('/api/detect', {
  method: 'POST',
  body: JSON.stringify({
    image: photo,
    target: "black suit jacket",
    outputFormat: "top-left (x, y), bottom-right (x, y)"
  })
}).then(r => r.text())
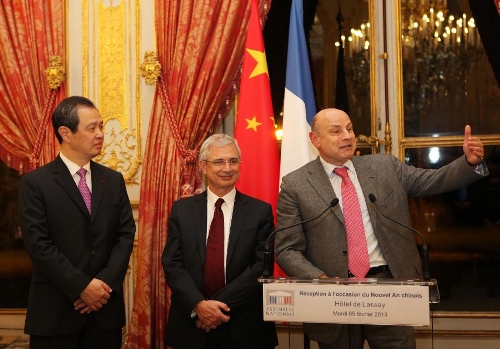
top-left (162, 190), bottom-right (278, 349)
top-left (18, 156), bottom-right (136, 335)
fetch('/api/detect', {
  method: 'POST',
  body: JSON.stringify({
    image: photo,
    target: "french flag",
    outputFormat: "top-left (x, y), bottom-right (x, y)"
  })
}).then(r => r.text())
top-left (279, 0), bottom-right (318, 181)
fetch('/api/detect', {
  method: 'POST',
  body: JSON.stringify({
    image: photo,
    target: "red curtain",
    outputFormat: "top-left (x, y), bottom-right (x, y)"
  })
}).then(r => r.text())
top-left (0, 0), bottom-right (66, 173)
top-left (125, 1), bottom-right (271, 348)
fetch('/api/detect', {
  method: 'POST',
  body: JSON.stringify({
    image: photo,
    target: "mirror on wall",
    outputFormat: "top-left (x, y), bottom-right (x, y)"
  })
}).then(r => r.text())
top-left (312, 0), bottom-right (374, 140)
top-left (399, 0), bottom-right (500, 312)
top-left (400, 0), bottom-right (500, 137)
top-left (405, 145), bottom-right (500, 311)
top-left (0, 160), bottom-right (29, 309)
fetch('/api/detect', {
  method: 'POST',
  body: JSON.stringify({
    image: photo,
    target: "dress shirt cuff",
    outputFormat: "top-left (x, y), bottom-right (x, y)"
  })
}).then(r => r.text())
top-left (465, 155), bottom-right (489, 176)
top-left (190, 310), bottom-right (198, 321)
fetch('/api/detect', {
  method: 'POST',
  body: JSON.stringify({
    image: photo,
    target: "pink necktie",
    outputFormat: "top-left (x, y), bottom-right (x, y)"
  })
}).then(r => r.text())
top-left (204, 198), bottom-right (225, 297)
top-left (334, 167), bottom-right (370, 278)
top-left (77, 168), bottom-right (92, 214)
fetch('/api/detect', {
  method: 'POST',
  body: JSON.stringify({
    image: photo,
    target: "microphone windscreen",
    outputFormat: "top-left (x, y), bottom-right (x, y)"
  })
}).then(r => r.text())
top-left (330, 198), bottom-right (339, 207)
top-left (368, 193), bottom-right (377, 203)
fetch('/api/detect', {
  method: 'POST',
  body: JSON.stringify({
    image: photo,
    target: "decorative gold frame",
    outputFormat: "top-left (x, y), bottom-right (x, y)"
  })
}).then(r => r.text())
top-left (316, 0), bottom-right (383, 155)
top-left (394, 0), bottom-right (500, 157)
top-left (394, 0), bottom-right (500, 321)
top-left (81, 0), bottom-right (143, 185)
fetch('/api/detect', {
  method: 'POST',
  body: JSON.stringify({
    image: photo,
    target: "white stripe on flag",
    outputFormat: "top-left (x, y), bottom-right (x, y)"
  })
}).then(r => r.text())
top-left (280, 88), bottom-right (318, 180)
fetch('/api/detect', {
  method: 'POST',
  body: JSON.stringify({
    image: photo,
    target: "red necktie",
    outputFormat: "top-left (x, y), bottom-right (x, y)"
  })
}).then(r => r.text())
top-left (204, 198), bottom-right (225, 297)
top-left (334, 167), bottom-right (370, 278)
top-left (77, 168), bottom-right (92, 214)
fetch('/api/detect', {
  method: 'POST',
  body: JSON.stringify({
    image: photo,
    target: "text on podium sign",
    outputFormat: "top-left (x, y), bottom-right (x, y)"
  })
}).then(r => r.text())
top-left (263, 282), bottom-right (430, 326)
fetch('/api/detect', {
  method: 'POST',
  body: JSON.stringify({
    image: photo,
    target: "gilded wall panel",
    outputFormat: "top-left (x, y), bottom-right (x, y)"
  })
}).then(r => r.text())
top-left (82, 0), bottom-right (142, 185)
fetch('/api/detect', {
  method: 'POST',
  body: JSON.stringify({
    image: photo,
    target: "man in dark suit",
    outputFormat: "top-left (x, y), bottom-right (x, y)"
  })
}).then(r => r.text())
top-left (18, 96), bottom-right (136, 349)
top-left (275, 108), bottom-right (487, 349)
top-left (162, 134), bottom-right (278, 349)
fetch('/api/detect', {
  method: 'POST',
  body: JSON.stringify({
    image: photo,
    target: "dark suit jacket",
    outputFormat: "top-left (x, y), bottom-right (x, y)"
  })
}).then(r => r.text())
top-left (18, 156), bottom-right (136, 336)
top-left (275, 154), bottom-right (486, 343)
top-left (162, 190), bottom-right (278, 349)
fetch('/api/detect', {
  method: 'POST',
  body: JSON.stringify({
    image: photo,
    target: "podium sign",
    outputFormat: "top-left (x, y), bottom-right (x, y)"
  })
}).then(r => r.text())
top-left (262, 281), bottom-right (431, 326)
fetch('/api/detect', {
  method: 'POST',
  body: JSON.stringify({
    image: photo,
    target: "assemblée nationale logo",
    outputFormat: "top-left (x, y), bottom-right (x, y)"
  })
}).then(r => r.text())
top-left (265, 290), bottom-right (295, 317)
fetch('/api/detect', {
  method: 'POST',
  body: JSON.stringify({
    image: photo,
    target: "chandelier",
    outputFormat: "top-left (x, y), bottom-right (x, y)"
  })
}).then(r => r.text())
top-left (401, 0), bottom-right (483, 121)
top-left (335, 0), bottom-right (483, 122)
top-left (335, 16), bottom-right (370, 96)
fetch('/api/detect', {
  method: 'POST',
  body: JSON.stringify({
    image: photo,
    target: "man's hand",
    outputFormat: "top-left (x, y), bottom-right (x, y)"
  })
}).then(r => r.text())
top-left (194, 300), bottom-right (230, 332)
top-left (77, 278), bottom-right (112, 313)
top-left (463, 125), bottom-right (484, 166)
top-left (74, 297), bottom-right (93, 314)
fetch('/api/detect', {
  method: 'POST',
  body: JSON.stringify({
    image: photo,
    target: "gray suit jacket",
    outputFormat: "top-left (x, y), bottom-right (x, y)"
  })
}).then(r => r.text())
top-left (275, 154), bottom-right (486, 343)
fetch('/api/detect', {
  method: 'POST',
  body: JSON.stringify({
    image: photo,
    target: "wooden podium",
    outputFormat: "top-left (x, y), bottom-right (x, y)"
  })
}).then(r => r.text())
top-left (259, 277), bottom-right (439, 326)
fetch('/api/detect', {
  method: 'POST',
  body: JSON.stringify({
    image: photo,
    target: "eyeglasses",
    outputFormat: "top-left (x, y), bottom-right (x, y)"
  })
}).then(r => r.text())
top-left (204, 158), bottom-right (241, 167)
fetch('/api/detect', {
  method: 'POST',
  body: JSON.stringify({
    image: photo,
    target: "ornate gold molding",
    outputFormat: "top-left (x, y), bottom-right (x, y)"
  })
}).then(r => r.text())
top-left (432, 312), bottom-right (500, 319)
top-left (45, 56), bottom-right (65, 89)
top-left (0, 309), bottom-right (26, 315)
top-left (80, 0), bottom-right (143, 186)
top-left (356, 122), bottom-right (392, 155)
top-left (414, 328), bottom-right (500, 337)
top-left (140, 50), bottom-right (161, 85)
top-left (357, 134), bottom-right (379, 147)
top-left (383, 122), bottom-right (392, 154)
top-left (275, 321), bottom-right (500, 339)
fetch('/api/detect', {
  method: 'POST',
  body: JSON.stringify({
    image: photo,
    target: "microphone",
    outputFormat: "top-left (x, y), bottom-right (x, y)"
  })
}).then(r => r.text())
top-left (368, 193), bottom-right (431, 281)
top-left (262, 198), bottom-right (339, 278)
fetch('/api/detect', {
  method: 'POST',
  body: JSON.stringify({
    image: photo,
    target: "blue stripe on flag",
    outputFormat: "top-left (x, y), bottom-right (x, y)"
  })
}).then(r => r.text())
top-left (280, 0), bottom-right (318, 180)
top-left (285, 0), bottom-right (316, 125)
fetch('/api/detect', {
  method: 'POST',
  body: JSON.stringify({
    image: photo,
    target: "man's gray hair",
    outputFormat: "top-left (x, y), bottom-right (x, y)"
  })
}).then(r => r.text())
top-left (199, 134), bottom-right (241, 161)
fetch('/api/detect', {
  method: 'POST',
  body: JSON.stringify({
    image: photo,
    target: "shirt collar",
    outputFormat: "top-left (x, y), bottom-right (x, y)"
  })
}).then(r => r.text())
top-left (206, 187), bottom-right (236, 206)
top-left (319, 157), bottom-right (355, 178)
top-left (59, 152), bottom-right (91, 176)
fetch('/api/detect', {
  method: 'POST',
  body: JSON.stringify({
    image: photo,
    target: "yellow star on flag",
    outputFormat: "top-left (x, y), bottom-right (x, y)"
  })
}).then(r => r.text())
top-left (247, 49), bottom-right (269, 79)
top-left (246, 116), bottom-right (262, 132)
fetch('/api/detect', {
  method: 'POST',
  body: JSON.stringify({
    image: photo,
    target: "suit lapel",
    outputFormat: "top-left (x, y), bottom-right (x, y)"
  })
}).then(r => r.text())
top-left (306, 158), bottom-right (344, 222)
top-left (351, 156), bottom-right (378, 230)
top-left (194, 192), bottom-right (209, 263)
top-left (53, 156), bottom-right (90, 216)
top-left (90, 162), bottom-right (106, 220)
top-left (226, 190), bottom-right (247, 264)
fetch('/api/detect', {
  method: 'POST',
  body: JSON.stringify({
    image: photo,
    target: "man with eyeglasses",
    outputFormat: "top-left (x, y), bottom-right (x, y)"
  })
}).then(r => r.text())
top-left (162, 134), bottom-right (278, 349)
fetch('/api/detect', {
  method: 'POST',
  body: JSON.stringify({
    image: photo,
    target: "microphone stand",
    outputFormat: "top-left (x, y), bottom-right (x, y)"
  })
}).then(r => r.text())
top-left (368, 194), bottom-right (431, 281)
top-left (262, 198), bottom-right (339, 278)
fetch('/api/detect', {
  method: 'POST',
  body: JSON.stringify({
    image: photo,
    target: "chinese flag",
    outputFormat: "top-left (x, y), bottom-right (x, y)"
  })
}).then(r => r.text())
top-left (234, 0), bottom-right (285, 276)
